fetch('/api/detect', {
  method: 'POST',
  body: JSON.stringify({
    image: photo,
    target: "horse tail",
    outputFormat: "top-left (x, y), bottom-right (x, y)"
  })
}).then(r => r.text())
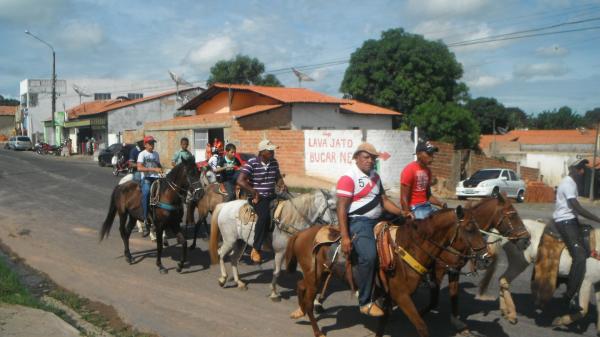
top-left (209, 203), bottom-right (223, 265)
top-left (100, 186), bottom-right (119, 241)
top-left (285, 232), bottom-right (299, 273)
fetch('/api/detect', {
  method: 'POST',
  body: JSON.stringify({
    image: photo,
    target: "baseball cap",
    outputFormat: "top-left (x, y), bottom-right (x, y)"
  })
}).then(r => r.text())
top-left (144, 135), bottom-right (156, 144)
top-left (569, 158), bottom-right (589, 169)
top-left (258, 139), bottom-right (278, 151)
top-left (416, 141), bottom-right (438, 155)
top-left (353, 142), bottom-right (379, 157)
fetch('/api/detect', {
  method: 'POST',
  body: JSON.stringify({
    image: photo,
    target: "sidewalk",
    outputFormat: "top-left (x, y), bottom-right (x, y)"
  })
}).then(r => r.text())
top-left (0, 304), bottom-right (80, 337)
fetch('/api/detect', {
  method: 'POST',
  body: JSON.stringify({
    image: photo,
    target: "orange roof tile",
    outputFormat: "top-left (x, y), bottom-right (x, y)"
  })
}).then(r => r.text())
top-left (211, 83), bottom-right (346, 104)
top-left (145, 113), bottom-right (233, 130)
top-left (480, 129), bottom-right (597, 150)
top-left (232, 104), bottom-right (283, 118)
top-left (340, 100), bottom-right (401, 115)
top-left (0, 105), bottom-right (17, 116)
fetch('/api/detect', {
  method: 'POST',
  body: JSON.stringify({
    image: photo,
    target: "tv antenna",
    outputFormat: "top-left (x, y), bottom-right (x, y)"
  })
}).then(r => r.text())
top-left (168, 70), bottom-right (192, 105)
top-left (72, 84), bottom-right (91, 104)
top-left (291, 68), bottom-right (314, 87)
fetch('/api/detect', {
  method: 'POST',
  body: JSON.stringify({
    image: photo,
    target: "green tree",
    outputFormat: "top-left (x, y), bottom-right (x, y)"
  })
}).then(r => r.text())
top-left (584, 107), bottom-right (600, 125)
top-left (0, 95), bottom-right (19, 106)
top-left (466, 97), bottom-right (527, 134)
top-left (207, 54), bottom-right (282, 87)
top-left (340, 28), bottom-right (467, 114)
top-left (529, 106), bottom-right (583, 129)
top-left (410, 100), bottom-right (480, 149)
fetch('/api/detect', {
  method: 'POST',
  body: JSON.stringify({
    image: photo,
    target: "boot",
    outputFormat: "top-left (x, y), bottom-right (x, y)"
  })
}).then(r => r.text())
top-left (250, 248), bottom-right (262, 264)
top-left (569, 292), bottom-right (582, 312)
top-left (142, 221), bottom-right (151, 237)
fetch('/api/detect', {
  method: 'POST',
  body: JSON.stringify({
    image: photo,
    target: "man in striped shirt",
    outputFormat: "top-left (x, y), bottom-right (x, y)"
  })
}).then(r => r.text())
top-left (237, 139), bottom-right (287, 264)
top-left (337, 142), bottom-right (408, 317)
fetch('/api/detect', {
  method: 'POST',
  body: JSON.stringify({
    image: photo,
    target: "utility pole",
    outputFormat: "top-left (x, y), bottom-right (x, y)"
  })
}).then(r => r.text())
top-left (590, 122), bottom-right (599, 200)
top-left (25, 30), bottom-right (56, 145)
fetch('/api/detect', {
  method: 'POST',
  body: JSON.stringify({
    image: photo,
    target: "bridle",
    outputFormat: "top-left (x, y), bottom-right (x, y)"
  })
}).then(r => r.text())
top-left (275, 189), bottom-right (336, 235)
top-left (479, 208), bottom-right (530, 242)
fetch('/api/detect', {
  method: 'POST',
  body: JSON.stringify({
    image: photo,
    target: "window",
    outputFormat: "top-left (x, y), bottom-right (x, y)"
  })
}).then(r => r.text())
top-left (20, 94), bottom-right (27, 107)
top-left (502, 170), bottom-right (510, 180)
top-left (94, 93), bottom-right (111, 100)
top-left (471, 170), bottom-right (500, 180)
top-left (28, 93), bottom-right (38, 107)
top-left (17, 136), bottom-right (31, 142)
top-left (127, 93), bottom-right (143, 99)
top-left (509, 171), bottom-right (517, 181)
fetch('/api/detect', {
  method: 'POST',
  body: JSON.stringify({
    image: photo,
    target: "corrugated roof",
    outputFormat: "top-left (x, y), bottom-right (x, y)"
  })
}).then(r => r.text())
top-left (480, 129), bottom-right (597, 150)
top-left (340, 100), bottom-right (401, 115)
top-left (68, 87), bottom-right (202, 118)
top-left (0, 105), bottom-right (18, 116)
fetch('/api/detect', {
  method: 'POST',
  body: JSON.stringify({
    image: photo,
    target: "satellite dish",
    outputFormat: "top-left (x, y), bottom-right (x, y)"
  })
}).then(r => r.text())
top-left (168, 70), bottom-right (193, 105)
top-left (496, 126), bottom-right (508, 135)
top-left (72, 84), bottom-right (91, 104)
top-left (291, 68), bottom-right (314, 87)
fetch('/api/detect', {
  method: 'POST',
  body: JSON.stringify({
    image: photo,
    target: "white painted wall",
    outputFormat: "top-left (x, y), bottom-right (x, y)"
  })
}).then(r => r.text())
top-left (304, 130), bottom-right (363, 181)
top-left (366, 130), bottom-right (414, 194)
top-left (522, 153), bottom-right (576, 187)
top-left (20, 78), bottom-right (174, 143)
top-left (291, 103), bottom-right (392, 130)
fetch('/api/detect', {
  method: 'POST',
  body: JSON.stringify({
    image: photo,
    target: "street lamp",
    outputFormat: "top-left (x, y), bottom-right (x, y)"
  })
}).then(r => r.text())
top-left (25, 30), bottom-right (56, 145)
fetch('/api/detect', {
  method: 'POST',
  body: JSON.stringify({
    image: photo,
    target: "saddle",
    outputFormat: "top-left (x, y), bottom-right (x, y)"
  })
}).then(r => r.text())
top-left (238, 199), bottom-right (285, 231)
top-left (312, 225), bottom-right (341, 253)
top-left (218, 183), bottom-right (228, 195)
top-left (374, 222), bottom-right (398, 273)
top-left (532, 219), bottom-right (597, 307)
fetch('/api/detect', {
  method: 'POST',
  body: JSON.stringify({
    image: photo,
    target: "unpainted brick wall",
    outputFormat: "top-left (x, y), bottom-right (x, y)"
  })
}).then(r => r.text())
top-left (122, 129), bottom-right (144, 144)
top-left (228, 121), bottom-right (305, 176)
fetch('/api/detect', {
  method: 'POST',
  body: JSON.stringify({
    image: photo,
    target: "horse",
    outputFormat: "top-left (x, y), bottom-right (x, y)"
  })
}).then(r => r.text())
top-left (209, 189), bottom-right (336, 301)
top-left (186, 183), bottom-right (228, 249)
top-left (420, 194), bottom-right (531, 334)
top-left (479, 218), bottom-right (600, 335)
top-left (285, 206), bottom-right (490, 337)
top-left (100, 158), bottom-right (202, 274)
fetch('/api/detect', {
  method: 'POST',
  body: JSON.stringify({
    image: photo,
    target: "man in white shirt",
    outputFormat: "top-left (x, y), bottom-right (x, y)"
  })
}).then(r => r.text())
top-left (137, 136), bottom-right (163, 237)
top-left (553, 158), bottom-right (600, 310)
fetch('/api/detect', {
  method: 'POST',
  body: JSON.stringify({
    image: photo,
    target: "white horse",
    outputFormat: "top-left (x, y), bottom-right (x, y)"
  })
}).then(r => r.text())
top-left (209, 190), bottom-right (337, 301)
top-left (481, 219), bottom-right (600, 335)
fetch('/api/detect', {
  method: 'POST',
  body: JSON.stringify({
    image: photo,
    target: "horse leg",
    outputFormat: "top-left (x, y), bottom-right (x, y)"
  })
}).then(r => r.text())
top-left (302, 276), bottom-right (324, 337)
top-left (498, 241), bottom-right (529, 324)
top-left (118, 214), bottom-right (133, 264)
top-left (314, 272), bottom-right (332, 313)
top-left (290, 279), bottom-right (307, 319)
top-left (269, 251), bottom-right (284, 302)
top-left (175, 229), bottom-right (187, 273)
top-left (595, 283), bottom-right (600, 337)
top-left (155, 227), bottom-right (167, 274)
top-left (420, 273), bottom-right (441, 316)
top-left (552, 278), bottom-right (591, 328)
top-left (392, 292), bottom-right (429, 337)
top-left (230, 242), bottom-right (247, 290)
top-left (190, 218), bottom-right (201, 250)
top-left (217, 241), bottom-right (234, 287)
top-left (448, 273), bottom-right (469, 333)
top-left (375, 296), bottom-right (392, 337)
top-left (499, 277), bottom-right (517, 324)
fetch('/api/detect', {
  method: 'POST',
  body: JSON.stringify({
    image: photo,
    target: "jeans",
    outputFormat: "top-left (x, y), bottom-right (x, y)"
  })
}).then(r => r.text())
top-left (555, 218), bottom-right (587, 298)
top-left (253, 195), bottom-right (275, 251)
top-left (349, 216), bottom-right (379, 306)
top-left (223, 171), bottom-right (239, 202)
top-left (411, 202), bottom-right (434, 220)
top-left (141, 178), bottom-right (157, 223)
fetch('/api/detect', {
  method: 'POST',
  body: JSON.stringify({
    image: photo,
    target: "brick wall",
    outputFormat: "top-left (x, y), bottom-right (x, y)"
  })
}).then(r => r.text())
top-left (122, 129), bottom-right (144, 144)
top-left (228, 121), bottom-right (305, 176)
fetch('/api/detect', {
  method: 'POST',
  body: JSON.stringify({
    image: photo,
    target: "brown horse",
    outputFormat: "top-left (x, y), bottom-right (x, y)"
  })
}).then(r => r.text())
top-left (285, 206), bottom-right (489, 337)
top-left (186, 183), bottom-right (228, 249)
top-left (421, 194), bottom-right (531, 334)
top-left (100, 158), bottom-right (201, 274)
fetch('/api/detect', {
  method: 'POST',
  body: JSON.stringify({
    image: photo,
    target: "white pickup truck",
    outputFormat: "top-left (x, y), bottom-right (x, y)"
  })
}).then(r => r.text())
top-left (456, 168), bottom-right (526, 202)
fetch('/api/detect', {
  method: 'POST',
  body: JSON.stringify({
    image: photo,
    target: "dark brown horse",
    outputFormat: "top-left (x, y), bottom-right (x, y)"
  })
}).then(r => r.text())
top-left (420, 194), bottom-right (531, 334)
top-left (286, 206), bottom-right (489, 337)
top-left (186, 182), bottom-right (228, 249)
top-left (100, 158), bottom-right (201, 274)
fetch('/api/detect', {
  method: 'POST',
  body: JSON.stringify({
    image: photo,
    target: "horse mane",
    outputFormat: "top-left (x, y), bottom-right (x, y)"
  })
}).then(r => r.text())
top-left (413, 208), bottom-right (456, 239)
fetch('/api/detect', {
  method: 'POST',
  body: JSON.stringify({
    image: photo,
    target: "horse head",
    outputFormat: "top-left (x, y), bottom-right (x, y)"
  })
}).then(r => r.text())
top-left (493, 193), bottom-right (531, 250)
top-left (454, 205), bottom-right (492, 270)
top-left (168, 157), bottom-right (202, 193)
top-left (317, 189), bottom-right (337, 225)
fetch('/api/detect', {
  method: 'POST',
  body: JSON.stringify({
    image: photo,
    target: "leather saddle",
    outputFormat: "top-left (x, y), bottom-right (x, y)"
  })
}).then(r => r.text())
top-left (374, 221), bottom-right (399, 273)
top-left (238, 199), bottom-right (283, 231)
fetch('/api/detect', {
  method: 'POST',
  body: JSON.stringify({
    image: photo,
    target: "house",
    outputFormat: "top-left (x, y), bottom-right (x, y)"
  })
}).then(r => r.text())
top-left (62, 87), bottom-right (202, 154)
top-left (19, 78), bottom-right (186, 144)
top-left (0, 105), bottom-right (18, 137)
top-left (143, 83), bottom-right (401, 165)
top-left (479, 129), bottom-right (597, 186)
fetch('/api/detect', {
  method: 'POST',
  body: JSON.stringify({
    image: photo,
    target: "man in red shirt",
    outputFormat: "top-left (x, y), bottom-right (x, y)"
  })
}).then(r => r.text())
top-left (400, 141), bottom-right (446, 219)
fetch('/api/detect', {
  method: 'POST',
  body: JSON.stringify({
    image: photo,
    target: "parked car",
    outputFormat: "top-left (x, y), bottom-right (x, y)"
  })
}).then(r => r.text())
top-left (8, 136), bottom-right (33, 151)
top-left (98, 143), bottom-right (134, 167)
top-left (456, 168), bottom-right (526, 202)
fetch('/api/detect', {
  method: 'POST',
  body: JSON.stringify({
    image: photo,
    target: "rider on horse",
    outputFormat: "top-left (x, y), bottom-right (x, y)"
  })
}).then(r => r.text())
top-left (215, 143), bottom-right (242, 201)
top-left (171, 137), bottom-right (193, 167)
top-left (137, 135), bottom-right (163, 237)
top-left (554, 158), bottom-right (600, 310)
top-left (400, 141), bottom-right (447, 220)
top-left (237, 138), bottom-right (287, 264)
top-left (337, 142), bottom-right (409, 317)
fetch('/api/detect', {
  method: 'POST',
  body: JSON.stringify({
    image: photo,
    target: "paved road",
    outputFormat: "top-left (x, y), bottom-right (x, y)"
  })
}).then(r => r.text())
top-left (0, 149), bottom-right (598, 337)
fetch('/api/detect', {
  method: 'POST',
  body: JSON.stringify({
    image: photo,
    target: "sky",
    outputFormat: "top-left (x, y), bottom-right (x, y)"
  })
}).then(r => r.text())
top-left (1, 0), bottom-right (599, 114)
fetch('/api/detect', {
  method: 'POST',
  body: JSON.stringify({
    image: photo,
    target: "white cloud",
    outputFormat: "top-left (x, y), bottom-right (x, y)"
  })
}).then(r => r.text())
top-left (185, 36), bottom-right (238, 67)
top-left (467, 75), bottom-right (505, 88)
top-left (536, 44), bottom-right (569, 57)
top-left (0, 0), bottom-right (67, 22)
top-left (407, 0), bottom-right (491, 17)
top-left (513, 62), bottom-right (569, 80)
top-left (414, 20), bottom-right (510, 52)
top-left (58, 20), bottom-right (104, 50)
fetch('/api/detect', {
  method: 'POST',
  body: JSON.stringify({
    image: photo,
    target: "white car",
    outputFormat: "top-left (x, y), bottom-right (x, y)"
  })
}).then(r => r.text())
top-left (456, 168), bottom-right (526, 202)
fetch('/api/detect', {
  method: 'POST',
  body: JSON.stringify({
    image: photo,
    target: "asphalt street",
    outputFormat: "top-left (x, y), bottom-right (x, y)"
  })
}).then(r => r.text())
top-left (0, 148), bottom-right (598, 337)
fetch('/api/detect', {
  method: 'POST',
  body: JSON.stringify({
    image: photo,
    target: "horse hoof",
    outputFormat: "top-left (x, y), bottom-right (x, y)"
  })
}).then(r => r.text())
top-left (508, 318), bottom-right (518, 325)
top-left (190, 244), bottom-right (196, 250)
top-left (270, 294), bottom-right (281, 302)
top-left (237, 282), bottom-right (248, 291)
top-left (218, 277), bottom-right (227, 288)
top-left (176, 267), bottom-right (183, 273)
top-left (315, 304), bottom-right (324, 314)
top-left (159, 268), bottom-right (168, 274)
top-left (290, 308), bottom-right (305, 319)
top-left (163, 240), bottom-right (169, 247)
top-left (551, 317), bottom-right (563, 327)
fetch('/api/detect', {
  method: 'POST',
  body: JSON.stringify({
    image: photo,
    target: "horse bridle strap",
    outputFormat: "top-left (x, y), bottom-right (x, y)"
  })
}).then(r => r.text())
top-left (394, 245), bottom-right (428, 275)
